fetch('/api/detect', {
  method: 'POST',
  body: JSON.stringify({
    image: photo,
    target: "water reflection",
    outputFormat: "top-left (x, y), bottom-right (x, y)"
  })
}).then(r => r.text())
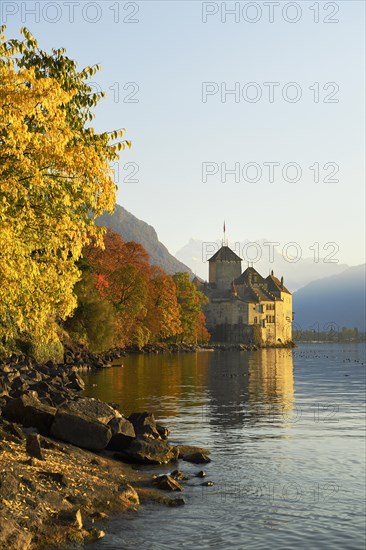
top-left (248, 349), bottom-right (294, 425)
top-left (82, 349), bottom-right (294, 429)
top-left (203, 349), bottom-right (294, 429)
top-left (82, 344), bottom-right (366, 550)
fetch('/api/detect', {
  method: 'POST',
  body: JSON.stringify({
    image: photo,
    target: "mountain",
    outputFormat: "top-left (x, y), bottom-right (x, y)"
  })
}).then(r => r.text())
top-left (293, 264), bottom-right (366, 331)
top-left (97, 205), bottom-right (192, 276)
top-left (176, 238), bottom-right (349, 291)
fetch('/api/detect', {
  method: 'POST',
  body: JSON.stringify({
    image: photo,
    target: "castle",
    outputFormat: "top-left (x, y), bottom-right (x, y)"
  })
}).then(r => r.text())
top-left (195, 244), bottom-right (293, 345)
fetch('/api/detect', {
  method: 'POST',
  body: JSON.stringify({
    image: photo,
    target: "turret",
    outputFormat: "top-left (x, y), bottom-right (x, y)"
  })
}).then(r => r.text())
top-left (208, 245), bottom-right (242, 289)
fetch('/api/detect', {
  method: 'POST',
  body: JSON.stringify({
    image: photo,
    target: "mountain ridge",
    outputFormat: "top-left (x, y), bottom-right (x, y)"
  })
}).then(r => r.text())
top-left (97, 205), bottom-right (193, 276)
top-left (293, 264), bottom-right (366, 331)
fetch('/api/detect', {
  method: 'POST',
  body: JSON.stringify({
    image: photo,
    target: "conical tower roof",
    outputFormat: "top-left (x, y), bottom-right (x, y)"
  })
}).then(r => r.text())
top-left (208, 245), bottom-right (242, 263)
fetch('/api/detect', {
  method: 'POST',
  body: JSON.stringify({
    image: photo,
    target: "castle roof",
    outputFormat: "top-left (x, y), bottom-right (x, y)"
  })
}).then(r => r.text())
top-left (234, 266), bottom-right (266, 285)
top-left (208, 245), bottom-right (242, 263)
top-left (266, 274), bottom-right (291, 295)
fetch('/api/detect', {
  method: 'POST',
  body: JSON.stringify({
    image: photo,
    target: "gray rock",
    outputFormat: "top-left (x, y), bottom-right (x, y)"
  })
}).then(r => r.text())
top-left (107, 416), bottom-right (135, 451)
top-left (182, 452), bottom-right (211, 464)
top-left (26, 433), bottom-right (44, 460)
top-left (156, 423), bottom-right (170, 440)
top-left (67, 372), bottom-right (85, 391)
top-left (175, 445), bottom-right (210, 458)
top-left (128, 412), bottom-right (160, 439)
top-left (62, 398), bottom-right (117, 424)
top-left (58, 508), bottom-right (83, 529)
top-left (170, 469), bottom-right (188, 481)
top-left (3, 395), bottom-right (56, 435)
top-left (50, 410), bottom-right (112, 451)
top-left (153, 474), bottom-right (184, 491)
top-left (107, 432), bottom-right (135, 452)
top-left (115, 437), bottom-right (178, 464)
top-left (108, 416), bottom-right (135, 437)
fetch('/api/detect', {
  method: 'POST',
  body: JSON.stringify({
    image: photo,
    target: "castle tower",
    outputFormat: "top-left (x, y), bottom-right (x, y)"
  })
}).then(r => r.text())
top-left (208, 246), bottom-right (242, 289)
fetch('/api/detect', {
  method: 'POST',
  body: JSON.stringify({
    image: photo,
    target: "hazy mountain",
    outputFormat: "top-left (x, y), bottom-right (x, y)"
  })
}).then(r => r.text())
top-left (293, 264), bottom-right (366, 331)
top-left (97, 205), bottom-right (192, 276)
top-left (176, 238), bottom-right (349, 291)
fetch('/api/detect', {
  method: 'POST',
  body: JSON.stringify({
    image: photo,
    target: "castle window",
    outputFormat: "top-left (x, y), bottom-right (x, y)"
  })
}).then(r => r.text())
top-left (254, 316), bottom-right (258, 323)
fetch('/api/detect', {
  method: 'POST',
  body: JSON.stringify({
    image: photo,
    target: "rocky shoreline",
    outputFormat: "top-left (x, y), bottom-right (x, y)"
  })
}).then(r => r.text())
top-left (0, 354), bottom-right (211, 549)
top-left (59, 340), bottom-right (294, 372)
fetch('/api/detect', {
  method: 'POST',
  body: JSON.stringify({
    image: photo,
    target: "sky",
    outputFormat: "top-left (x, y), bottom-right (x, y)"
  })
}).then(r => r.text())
top-left (2, 0), bottom-right (365, 266)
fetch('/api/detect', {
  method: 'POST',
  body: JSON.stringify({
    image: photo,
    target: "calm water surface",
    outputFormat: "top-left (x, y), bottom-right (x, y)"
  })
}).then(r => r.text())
top-left (83, 344), bottom-right (366, 550)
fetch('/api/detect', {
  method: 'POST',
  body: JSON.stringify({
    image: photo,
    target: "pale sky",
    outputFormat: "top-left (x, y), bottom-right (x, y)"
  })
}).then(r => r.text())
top-left (2, 1), bottom-right (365, 265)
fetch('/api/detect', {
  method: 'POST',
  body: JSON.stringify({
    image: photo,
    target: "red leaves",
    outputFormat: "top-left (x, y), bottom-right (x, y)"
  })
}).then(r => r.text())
top-left (95, 274), bottom-right (109, 297)
top-left (79, 228), bottom-right (210, 348)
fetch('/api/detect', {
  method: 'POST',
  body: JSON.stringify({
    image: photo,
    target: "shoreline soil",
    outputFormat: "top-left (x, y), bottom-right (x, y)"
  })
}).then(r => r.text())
top-left (0, 352), bottom-right (211, 549)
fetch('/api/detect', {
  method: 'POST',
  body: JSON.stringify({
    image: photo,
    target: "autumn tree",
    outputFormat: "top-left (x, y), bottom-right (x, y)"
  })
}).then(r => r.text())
top-left (0, 27), bottom-right (130, 359)
top-left (144, 266), bottom-right (182, 341)
top-left (172, 272), bottom-right (209, 343)
top-left (195, 311), bottom-right (211, 344)
top-left (83, 230), bottom-right (151, 348)
top-left (63, 269), bottom-right (116, 353)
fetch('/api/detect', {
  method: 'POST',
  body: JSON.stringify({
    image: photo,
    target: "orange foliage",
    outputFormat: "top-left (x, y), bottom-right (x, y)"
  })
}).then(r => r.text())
top-left (82, 229), bottom-right (184, 348)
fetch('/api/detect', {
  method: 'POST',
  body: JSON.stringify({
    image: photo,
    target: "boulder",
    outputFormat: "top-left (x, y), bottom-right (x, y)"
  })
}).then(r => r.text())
top-left (170, 469), bottom-right (188, 481)
top-left (107, 432), bottom-right (135, 452)
top-left (108, 416), bottom-right (135, 437)
top-left (115, 437), bottom-right (178, 464)
top-left (62, 398), bottom-right (117, 425)
top-left (128, 412), bottom-right (160, 439)
top-left (106, 417), bottom-right (136, 452)
top-left (58, 508), bottom-right (83, 529)
top-left (153, 474), bottom-right (184, 491)
top-left (156, 424), bottom-right (170, 440)
top-left (9, 377), bottom-right (30, 397)
top-left (50, 410), bottom-right (112, 451)
top-left (175, 444), bottom-right (210, 458)
top-left (182, 452), bottom-right (211, 464)
top-left (2, 394), bottom-right (56, 435)
top-left (26, 433), bottom-right (44, 460)
top-left (3, 422), bottom-right (24, 441)
top-left (117, 483), bottom-right (140, 507)
top-left (67, 372), bottom-right (85, 391)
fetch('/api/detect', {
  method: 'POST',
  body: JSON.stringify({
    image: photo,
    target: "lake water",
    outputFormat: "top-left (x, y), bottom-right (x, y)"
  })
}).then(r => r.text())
top-left (82, 344), bottom-right (366, 550)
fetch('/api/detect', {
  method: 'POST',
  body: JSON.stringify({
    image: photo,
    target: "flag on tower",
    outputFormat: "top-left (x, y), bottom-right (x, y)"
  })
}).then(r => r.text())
top-left (223, 221), bottom-right (226, 234)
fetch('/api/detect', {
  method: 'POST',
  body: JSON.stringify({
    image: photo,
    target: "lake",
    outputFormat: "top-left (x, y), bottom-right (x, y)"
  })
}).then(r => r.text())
top-left (82, 343), bottom-right (366, 550)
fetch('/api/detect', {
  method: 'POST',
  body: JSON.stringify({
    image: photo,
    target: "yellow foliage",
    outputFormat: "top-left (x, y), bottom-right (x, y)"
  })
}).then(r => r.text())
top-left (0, 28), bottom-right (124, 348)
